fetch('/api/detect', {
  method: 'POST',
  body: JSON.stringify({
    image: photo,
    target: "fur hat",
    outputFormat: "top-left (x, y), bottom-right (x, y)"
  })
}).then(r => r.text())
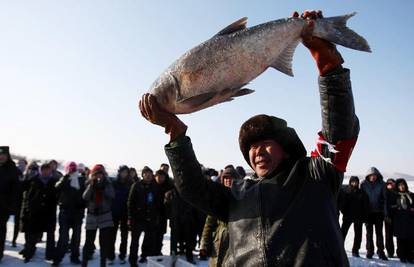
top-left (239, 114), bottom-right (306, 166)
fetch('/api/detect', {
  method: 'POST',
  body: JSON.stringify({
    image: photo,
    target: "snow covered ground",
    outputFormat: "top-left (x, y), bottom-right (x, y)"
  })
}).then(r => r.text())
top-left (2, 178), bottom-right (414, 266)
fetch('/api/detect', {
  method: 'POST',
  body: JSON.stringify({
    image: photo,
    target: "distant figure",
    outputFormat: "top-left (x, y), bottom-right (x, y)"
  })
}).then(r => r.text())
top-left (82, 164), bottom-right (115, 267)
top-left (360, 167), bottom-right (388, 260)
top-left (338, 176), bottom-right (369, 257)
top-left (0, 146), bottom-right (19, 262)
top-left (384, 178), bottom-right (397, 258)
top-left (129, 167), bottom-right (139, 183)
top-left (108, 165), bottom-right (132, 264)
top-left (20, 163), bottom-right (57, 263)
top-left (235, 166), bottom-right (246, 179)
top-left (12, 158), bottom-right (27, 247)
top-left (49, 159), bottom-right (63, 180)
top-left (392, 178), bottom-right (414, 263)
top-left (53, 162), bottom-right (86, 266)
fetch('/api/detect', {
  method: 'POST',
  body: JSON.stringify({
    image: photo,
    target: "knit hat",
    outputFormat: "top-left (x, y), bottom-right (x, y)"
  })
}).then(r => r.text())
top-left (91, 164), bottom-right (106, 176)
top-left (386, 178), bottom-right (396, 185)
top-left (239, 114), bottom-right (306, 166)
top-left (141, 166), bottom-right (153, 176)
top-left (222, 165), bottom-right (240, 180)
top-left (349, 176), bottom-right (359, 183)
top-left (64, 161), bottom-right (77, 174)
top-left (118, 165), bottom-right (129, 174)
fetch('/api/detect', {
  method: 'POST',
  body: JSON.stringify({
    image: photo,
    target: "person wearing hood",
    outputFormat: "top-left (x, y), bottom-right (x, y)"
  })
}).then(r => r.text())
top-left (108, 165), bottom-right (132, 264)
top-left (20, 163), bottom-right (57, 263)
top-left (0, 146), bottom-right (19, 262)
top-left (391, 178), bottom-right (414, 263)
top-left (360, 167), bottom-right (388, 260)
top-left (154, 169), bottom-right (174, 256)
top-left (82, 164), bottom-right (115, 267)
top-left (384, 178), bottom-right (397, 258)
top-left (128, 166), bottom-right (163, 266)
top-left (139, 10), bottom-right (359, 267)
top-left (129, 168), bottom-right (139, 183)
top-left (53, 162), bottom-right (87, 266)
top-left (338, 176), bottom-right (369, 257)
top-left (200, 165), bottom-right (240, 266)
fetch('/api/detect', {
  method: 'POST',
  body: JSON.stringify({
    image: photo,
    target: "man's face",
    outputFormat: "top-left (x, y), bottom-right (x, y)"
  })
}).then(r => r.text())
top-left (50, 162), bottom-right (57, 171)
top-left (155, 174), bottom-right (166, 185)
top-left (350, 180), bottom-right (359, 188)
top-left (386, 182), bottom-right (395, 190)
top-left (249, 139), bottom-right (288, 178)
top-left (41, 167), bottom-right (52, 177)
top-left (143, 171), bottom-right (153, 183)
top-left (368, 174), bottom-right (378, 183)
top-left (222, 176), bottom-right (233, 188)
top-left (120, 170), bottom-right (129, 179)
top-left (161, 165), bottom-right (169, 173)
top-left (398, 183), bottom-right (407, 193)
top-left (0, 154), bottom-right (8, 164)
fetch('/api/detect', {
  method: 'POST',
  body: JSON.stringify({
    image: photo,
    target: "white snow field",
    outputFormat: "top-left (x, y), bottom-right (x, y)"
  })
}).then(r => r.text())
top-left (2, 179), bottom-right (414, 266)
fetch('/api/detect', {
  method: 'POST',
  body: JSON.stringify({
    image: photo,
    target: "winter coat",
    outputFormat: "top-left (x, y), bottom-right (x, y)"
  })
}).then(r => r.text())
top-left (83, 177), bottom-right (115, 230)
top-left (201, 215), bottom-right (229, 267)
top-left (0, 159), bottom-right (19, 216)
top-left (338, 184), bottom-right (369, 222)
top-left (166, 69), bottom-right (358, 266)
top-left (128, 179), bottom-right (163, 225)
top-left (157, 178), bottom-right (174, 232)
top-left (360, 167), bottom-right (385, 214)
top-left (384, 188), bottom-right (398, 219)
top-left (20, 175), bottom-right (58, 233)
top-left (55, 174), bottom-right (86, 215)
top-left (111, 177), bottom-right (133, 219)
top-left (392, 179), bottom-right (414, 239)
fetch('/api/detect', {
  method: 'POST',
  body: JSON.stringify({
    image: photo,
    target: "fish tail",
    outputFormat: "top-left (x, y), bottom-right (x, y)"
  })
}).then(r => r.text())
top-left (313, 12), bottom-right (371, 52)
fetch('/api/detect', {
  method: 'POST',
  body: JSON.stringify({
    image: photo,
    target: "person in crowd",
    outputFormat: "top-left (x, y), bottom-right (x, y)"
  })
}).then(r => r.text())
top-left (129, 168), bottom-right (139, 183)
top-left (0, 146), bottom-right (19, 262)
top-left (108, 165), bottom-right (132, 265)
top-left (392, 178), bottom-right (414, 263)
top-left (384, 178), bottom-right (397, 258)
top-left (338, 176), bottom-right (369, 257)
top-left (52, 162), bottom-right (87, 266)
top-left (49, 160), bottom-right (63, 180)
top-left (235, 166), bottom-right (246, 179)
top-left (20, 163), bottom-right (57, 263)
top-left (128, 166), bottom-right (163, 266)
top-left (199, 166), bottom-right (240, 266)
top-left (140, 10), bottom-right (359, 266)
top-left (11, 159), bottom-right (27, 248)
top-left (361, 167), bottom-right (388, 260)
top-left (154, 169), bottom-right (174, 256)
top-left (159, 164), bottom-right (170, 177)
top-left (82, 164), bottom-right (115, 267)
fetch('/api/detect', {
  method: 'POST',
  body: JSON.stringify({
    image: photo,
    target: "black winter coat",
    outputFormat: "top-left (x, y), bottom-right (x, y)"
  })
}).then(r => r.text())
top-left (360, 167), bottom-right (385, 214)
top-left (338, 185), bottom-right (369, 222)
top-left (55, 174), bottom-right (86, 214)
top-left (20, 176), bottom-right (58, 233)
top-left (111, 177), bottom-right (133, 219)
top-left (128, 180), bottom-right (163, 224)
top-left (166, 69), bottom-right (358, 266)
top-left (0, 160), bottom-right (19, 216)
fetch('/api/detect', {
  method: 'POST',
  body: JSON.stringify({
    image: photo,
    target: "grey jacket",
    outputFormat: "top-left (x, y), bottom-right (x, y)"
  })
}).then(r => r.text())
top-left (360, 167), bottom-right (385, 214)
top-left (83, 177), bottom-right (115, 230)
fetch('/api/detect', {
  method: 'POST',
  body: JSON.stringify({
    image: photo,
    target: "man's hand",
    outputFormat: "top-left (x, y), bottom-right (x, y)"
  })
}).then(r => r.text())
top-left (139, 93), bottom-right (187, 141)
top-left (293, 10), bottom-right (344, 76)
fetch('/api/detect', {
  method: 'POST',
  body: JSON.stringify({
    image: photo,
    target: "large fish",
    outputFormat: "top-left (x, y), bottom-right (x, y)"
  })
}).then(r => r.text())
top-left (148, 13), bottom-right (370, 114)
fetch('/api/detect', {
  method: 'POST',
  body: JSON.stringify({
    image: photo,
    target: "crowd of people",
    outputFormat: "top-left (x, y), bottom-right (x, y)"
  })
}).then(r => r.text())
top-left (338, 167), bottom-right (414, 263)
top-left (0, 145), bottom-right (249, 267)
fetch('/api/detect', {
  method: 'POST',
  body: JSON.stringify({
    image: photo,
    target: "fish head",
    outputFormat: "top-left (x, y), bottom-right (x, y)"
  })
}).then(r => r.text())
top-left (149, 72), bottom-right (179, 114)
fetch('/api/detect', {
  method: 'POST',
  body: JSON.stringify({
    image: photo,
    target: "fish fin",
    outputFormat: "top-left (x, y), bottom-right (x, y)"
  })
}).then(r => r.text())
top-left (270, 40), bottom-right (300, 77)
top-left (313, 12), bottom-right (371, 52)
top-left (177, 91), bottom-right (217, 107)
top-left (232, 88), bottom-right (255, 97)
top-left (216, 17), bottom-right (248, 36)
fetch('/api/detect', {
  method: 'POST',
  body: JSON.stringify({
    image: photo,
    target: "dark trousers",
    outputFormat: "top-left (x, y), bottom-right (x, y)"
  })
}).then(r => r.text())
top-left (108, 216), bottom-right (129, 261)
top-left (155, 219), bottom-right (167, 255)
top-left (385, 221), bottom-right (395, 257)
top-left (13, 212), bottom-right (20, 244)
top-left (23, 230), bottom-right (55, 260)
top-left (54, 210), bottom-right (83, 263)
top-left (365, 213), bottom-right (385, 255)
top-left (82, 227), bottom-right (112, 267)
top-left (341, 217), bottom-right (362, 253)
top-left (0, 214), bottom-right (8, 260)
top-left (397, 238), bottom-right (414, 262)
top-left (129, 221), bottom-right (156, 265)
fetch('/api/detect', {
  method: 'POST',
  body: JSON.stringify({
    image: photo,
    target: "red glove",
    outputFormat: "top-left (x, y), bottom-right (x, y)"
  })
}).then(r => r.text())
top-left (293, 10), bottom-right (344, 76)
top-left (139, 93), bottom-right (188, 141)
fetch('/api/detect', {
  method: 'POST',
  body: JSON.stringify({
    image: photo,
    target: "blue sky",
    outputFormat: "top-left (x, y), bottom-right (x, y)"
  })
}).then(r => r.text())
top-left (0, 1), bottom-right (413, 176)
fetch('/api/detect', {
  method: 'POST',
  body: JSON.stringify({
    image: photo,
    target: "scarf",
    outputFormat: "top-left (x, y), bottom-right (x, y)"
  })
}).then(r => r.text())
top-left (398, 192), bottom-right (413, 210)
top-left (69, 172), bottom-right (80, 190)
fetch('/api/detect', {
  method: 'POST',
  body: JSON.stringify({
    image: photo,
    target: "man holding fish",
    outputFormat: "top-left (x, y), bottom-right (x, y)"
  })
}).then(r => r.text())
top-left (140, 10), bottom-right (365, 266)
